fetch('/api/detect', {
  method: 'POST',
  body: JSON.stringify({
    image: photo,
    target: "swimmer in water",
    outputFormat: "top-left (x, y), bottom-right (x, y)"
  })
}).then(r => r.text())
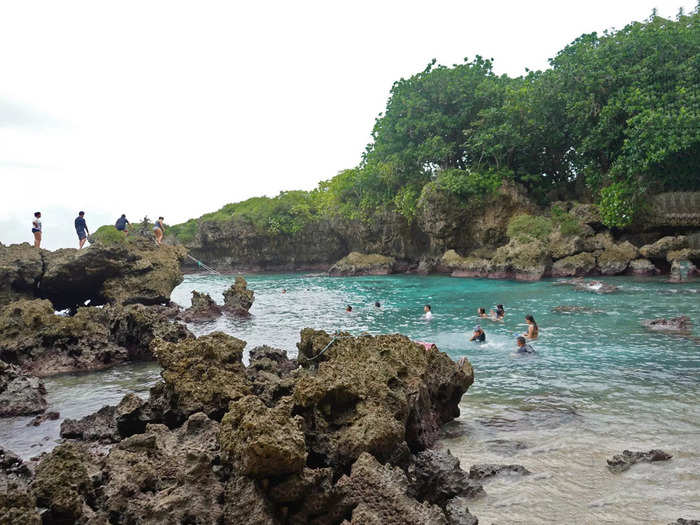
top-left (491, 304), bottom-right (505, 320)
top-left (523, 314), bottom-right (539, 340)
top-left (375, 301), bottom-right (381, 308)
top-left (346, 305), bottom-right (353, 312)
top-left (516, 336), bottom-right (535, 354)
top-left (477, 307), bottom-right (490, 319)
top-left (424, 304), bottom-right (433, 320)
top-left (470, 325), bottom-right (486, 342)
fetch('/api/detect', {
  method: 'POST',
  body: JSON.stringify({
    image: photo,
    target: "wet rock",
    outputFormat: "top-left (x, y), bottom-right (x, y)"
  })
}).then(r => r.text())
top-left (606, 449), bottom-right (672, 473)
top-left (554, 277), bottom-right (619, 294)
top-left (1, 447), bottom-right (32, 488)
top-left (60, 405), bottom-right (119, 442)
top-left (468, 463), bottom-right (531, 480)
top-left (552, 305), bottom-right (604, 314)
top-left (328, 252), bottom-right (397, 276)
top-left (628, 258), bottom-right (659, 275)
top-left (334, 452), bottom-right (449, 524)
top-left (0, 243), bottom-right (43, 307)
top-left (179, 290), bottom-right (222, 322)
top-left (219, 395), bottom-right (306, 478)
top-left (444, 499), bottom-right (479, 525)
top-left (295, 330), bottom-right (473, 469)
top-left (39, 239), bottom-right (186, 310)
top-left (596, 241), bottom-right (638, 275)
top-left (99, 413), bottom-right (225, 524)
top-left (0, 361), bottom-right (47, 417)
top-left (641, 316), bottom-right (692, 333)
top-left (30, 442), bottom-right (98, 524)
top-left (27, 411), bottom-right (59, 426)
top-left (551, 252), bottom-right (596, 277)
top-left (490, 237), bottom-right (552, 280)
top-left (640, 236), bottom-right (688, 259)
top-left (668, 520), bottom-right (700, 525)
top-left (0, 489), bottom-right (41, 525)
top-left (408, 449), bottom-right (485, 504)
top-left (440, 250), bottom-right (492, 278)
top-left (223, 275), bottom-right (255, 315)
top-left (152, 331), bottom-right (251, 422)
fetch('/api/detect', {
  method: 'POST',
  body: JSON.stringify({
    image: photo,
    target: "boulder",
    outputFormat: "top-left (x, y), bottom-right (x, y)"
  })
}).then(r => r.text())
top-left (222, 475), bottom-right (279, 525)
top-left (0, 361), bottom-right (47, 417)
top-left (549, 230), bottom-right (586, 260)
top-left (490, 237), bottom-right (552, 280)
top-left (222, 276), bottom-right (255, 315)
top-left (328, 252), bottom-right (396, 276)
top-left (98, 413), bottom-right (225, 524)
top-left (641, 316), bottom-right (692, 333)
top-left (0, 243), bottom-right (43, 307)
top-left (152, 332), bottom-right (251, 421)
top-left (219, 395), bottom-right (307, 478)
top-left (246, 346), bottom-right (298, 407)
top-left (640, 236), bottom-right (688, 259)
top-left (583, 232), bottom-right (615, 252)
top-left (596, 241), bottom-right (638, 275)
top-left (60, 405), bottom-right (119, 442)
top-left (38, 239), bottom-right (186, 310)
top-left (294, 330), bottom-right (473, 469)
top-left (333, 452), bottom-right (450, 525)
top-left (468, 463), bottom-right (531, 480)
top-left (0, 489), bottom-right (41, 525)
top-left (628, 258), bottom-right (659, 275)
top-left (440, 250), bottom-right (492, 278)
top-left (408, 449), bottom-right (485, 504)
top-left (1, 446), bottom-right (33, 488)
top-left (551, 252), bottom-right (597, 277)
top-left (179, 291), bottom-right (222, 322)
top-left (606, 449), bottom-right (672, 473)
top-left (569, 203), bottom-right (602, 226)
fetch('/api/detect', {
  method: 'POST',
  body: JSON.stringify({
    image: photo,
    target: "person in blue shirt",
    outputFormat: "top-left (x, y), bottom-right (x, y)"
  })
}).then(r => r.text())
top-left (74, 211), bottom-right (89, 249)
top-left (516, 336), bottom-right (535, 354)
top-left (115, 214), bottom-right (130, 235)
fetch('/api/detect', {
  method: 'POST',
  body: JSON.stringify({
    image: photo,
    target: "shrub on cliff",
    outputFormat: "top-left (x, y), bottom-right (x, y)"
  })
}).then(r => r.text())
top-left (506, 214), bottom-right (553, 242)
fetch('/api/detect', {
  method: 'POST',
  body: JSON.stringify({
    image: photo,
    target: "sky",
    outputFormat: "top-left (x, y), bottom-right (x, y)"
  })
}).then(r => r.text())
top-left (0, 0), bottom-right (695, 250)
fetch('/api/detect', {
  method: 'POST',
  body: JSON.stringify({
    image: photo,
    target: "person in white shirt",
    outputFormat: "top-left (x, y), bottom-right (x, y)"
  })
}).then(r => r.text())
top-left (32, 212), bottom-right (42, 248)
top-left (424, 304), bottom-right (433, 320)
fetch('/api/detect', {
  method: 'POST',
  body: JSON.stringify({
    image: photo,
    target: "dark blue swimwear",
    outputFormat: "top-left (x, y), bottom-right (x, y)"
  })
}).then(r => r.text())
top-left (115, 217), bottom-right (128, 231)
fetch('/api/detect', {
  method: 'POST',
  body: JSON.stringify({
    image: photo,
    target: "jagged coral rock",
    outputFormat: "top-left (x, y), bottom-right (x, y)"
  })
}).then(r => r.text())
top-left (179, 290), bottom-right (222, 322)
top-left (0, 360), bottom-right (47, 417)
top-left (223, 276), bottom-right (255, 315)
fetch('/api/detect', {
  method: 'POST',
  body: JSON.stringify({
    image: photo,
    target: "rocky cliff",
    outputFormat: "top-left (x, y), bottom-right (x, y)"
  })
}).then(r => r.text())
top-left (2, 330), bottom-right (480, 524)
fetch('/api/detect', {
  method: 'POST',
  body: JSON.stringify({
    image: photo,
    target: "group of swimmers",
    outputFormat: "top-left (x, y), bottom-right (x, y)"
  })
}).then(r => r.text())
top-left (30, 211), bottom-right (167, 249)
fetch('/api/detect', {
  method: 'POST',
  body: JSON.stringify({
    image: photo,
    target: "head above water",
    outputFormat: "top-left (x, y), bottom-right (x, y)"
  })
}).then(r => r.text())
top-left (517, 336), bottom-right (526, 346)
top-left (346, 305), bottom-right (352, 312)
top-left (478, 307), bottom-right (486, 315)
top-left (474, 325), bottom-right (482, 332)
top-left (424, 304), bottom-right (431, 311)
top-left (375, 301), bottom-right (381, 308)
top-left (497, 304), bottom-right (504, 311)
top-left (525, 314), bottom-right (536, 325)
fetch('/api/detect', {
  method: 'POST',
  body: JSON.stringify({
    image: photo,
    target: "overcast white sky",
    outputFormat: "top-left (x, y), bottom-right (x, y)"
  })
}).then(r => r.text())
top-left (0, 0), bottom-right (694, 249)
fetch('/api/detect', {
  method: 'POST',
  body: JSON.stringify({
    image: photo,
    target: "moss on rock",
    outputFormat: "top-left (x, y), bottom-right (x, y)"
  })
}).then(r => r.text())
top-left (328, 252), bottom-right (396, 276)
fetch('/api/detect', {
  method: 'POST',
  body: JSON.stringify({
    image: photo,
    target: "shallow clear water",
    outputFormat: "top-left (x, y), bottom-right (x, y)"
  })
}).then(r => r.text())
top-left (3, 274), bottom-right (699, 523)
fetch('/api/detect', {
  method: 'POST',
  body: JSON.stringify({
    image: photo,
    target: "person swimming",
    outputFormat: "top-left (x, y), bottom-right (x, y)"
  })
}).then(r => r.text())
top-left (491, 304), bottom-right (505, 320)
top-left (375, 301), bottom-right (381, 308)
top-left (470, 325), bottom-right (486, 342)
top-left (523, 314), bottom-right (539, 339)
top-left (477, 307), bottom-right (490, 319)
top-left (346, 305), bottom-right (353, 312)
top-left (516, 336), bottom-right (535, 354)
top-left (424, 304), bottom-right (433, 320)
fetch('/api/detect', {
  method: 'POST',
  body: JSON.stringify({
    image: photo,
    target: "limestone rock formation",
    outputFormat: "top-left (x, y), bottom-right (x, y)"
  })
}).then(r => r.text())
top-left (628, 258), bottom-right (659, 275)
top-left (0, 243), bottom-right (43, 307)
top-left (549, 230), bottom-right (586, 259)
top-left (328, 252), bottom-right (397, 276)
top-left (551, 252), bottom-right (597, 277)
top-left (606, 449), bottom-right (672, 473)
top-left (179, 290), bottom-right (222, 322)
top-left (408, 449), bottom-right (485, 503)
top-left (596, 241), bottom-right (638, 275)
top-left (640, 236), bottom-right (688, 259)
top-left (0, 361), bottom-right (46, 417)
top-left (468, 463), bottom-right (531, 480)
top-left (490, 237), bottom-right (552, 280)
top-left (440, 250), bottom-right (492, 278)
top-left (223, 276), bottom-right (255, 315)
top-left (642, 316), bottom-right (692, 333)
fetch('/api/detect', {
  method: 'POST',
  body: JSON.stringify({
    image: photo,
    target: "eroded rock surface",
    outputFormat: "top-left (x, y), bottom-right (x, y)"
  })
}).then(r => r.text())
top-left (223, 276), bottom-right (255, 315)
top-left (179, 290), bottom-right (222, 322)
top-left (469, 463), bottom-right (531, 480)
top-left (606, 449), bottom-right (672, 473)
top-left (409, 449), bottom-right (485, 503)
top-left (0, 361), bottom-right (47, 417)
top-left (642, 316), bottom-right (692, 333)
top-left (328, 252), bottom-right (397, 276)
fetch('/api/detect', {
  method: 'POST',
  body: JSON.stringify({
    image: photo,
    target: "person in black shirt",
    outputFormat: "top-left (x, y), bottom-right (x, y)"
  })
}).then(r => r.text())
top-left (470, 325), bottom-right (486, 342)
top-left (74, 211), bottom-right (89, 249)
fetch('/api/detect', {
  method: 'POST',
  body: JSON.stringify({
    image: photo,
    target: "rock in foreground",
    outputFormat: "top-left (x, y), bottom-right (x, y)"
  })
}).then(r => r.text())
top-left (223, 276), bottom-right (255, 315)
top-left (22, 329), bottom-right (475, 524)
top-left (0, 361), bottom-right (46, 417)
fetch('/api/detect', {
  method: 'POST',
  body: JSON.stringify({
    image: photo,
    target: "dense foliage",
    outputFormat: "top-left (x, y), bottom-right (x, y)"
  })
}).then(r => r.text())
top-left (171, 8), bottom-right (699, 242)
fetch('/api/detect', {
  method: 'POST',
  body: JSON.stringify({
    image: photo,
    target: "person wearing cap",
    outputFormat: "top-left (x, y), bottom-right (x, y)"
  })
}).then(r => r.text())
top-left (516, 336), bottom-right (535, 354)
top-left (74, 211), bottom-right (89, 249)
top-left (470, 325), bottom-right (486, 342)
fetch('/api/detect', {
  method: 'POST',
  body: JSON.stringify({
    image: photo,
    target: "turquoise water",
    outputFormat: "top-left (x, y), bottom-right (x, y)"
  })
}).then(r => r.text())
top-left (3, 273), bottom-right (699, 523)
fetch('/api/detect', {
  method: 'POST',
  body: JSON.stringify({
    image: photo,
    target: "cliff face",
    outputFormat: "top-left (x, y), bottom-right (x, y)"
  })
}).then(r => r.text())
top-left (180, 183), bottom-right (534, 272)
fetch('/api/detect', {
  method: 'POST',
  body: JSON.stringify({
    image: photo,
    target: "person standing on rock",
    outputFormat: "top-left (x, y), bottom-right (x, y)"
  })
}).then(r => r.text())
top-left (31, 212), bottom-right (42, 248)
top-left (115, 214), bottom-right (130, 235)
top-left (153, 216), bottom-right (165, 245)
top-left (74, 211), bottom-right (89, 249)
